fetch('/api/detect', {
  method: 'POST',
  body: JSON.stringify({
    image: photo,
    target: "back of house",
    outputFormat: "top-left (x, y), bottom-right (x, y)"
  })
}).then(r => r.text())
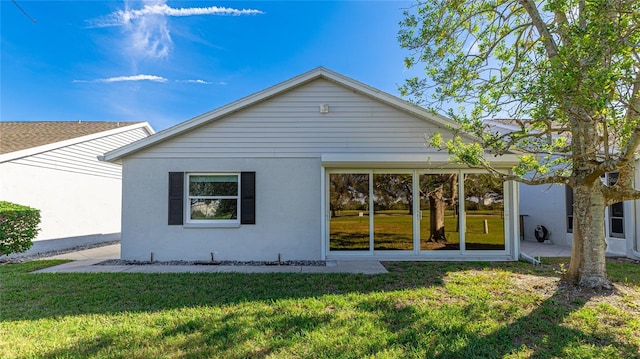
top-left (103, 68), bottom-right (523, 263)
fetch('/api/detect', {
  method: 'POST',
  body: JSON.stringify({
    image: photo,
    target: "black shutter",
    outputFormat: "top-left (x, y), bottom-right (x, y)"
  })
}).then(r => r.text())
top-left (241, 172), bottom-right (256, 224)
top-left (168, 172), bottom-right (184, 225)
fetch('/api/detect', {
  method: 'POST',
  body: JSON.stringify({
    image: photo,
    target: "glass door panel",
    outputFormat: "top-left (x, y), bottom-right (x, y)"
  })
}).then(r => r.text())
top-left (329, 173), bottom-right (370, 251)
top-left (373, 174), bottom-right (413, 250)
top-left (463, 174), bottom-right (505, 250)
top-left (419, 174), bottom-right (460, 250)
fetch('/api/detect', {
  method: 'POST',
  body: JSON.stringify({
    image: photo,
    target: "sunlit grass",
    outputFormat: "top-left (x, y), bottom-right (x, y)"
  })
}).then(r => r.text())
top-left (1, 260), bottom-right (639, 358)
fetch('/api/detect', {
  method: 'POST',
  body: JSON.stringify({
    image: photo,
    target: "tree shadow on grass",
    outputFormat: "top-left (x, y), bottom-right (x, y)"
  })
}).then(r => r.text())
top-left (5, 261), bottom-right (639, 358)
top-left (358, 283), bottom-right (637, 358)
top-left (38, 310), bottom-right (335, 359)
top-left (1, 261), bottom-right (569, 322)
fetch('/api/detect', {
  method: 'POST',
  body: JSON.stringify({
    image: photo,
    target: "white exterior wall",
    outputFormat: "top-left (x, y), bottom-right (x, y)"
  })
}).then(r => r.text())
top-left (121, 157), bottom-right (321, 261)
top-left (0, 162), bottom-right (122, 240)
top-left (136, 79), bottom-right (444, 158)
top-left (519, 183), bottom-right (635, 256)
top-left (0, 127), bottom-right (150, 254)
top-left (119, 78), bottom-right (518, 261)
top-left (519, 184), bottom-right (569, 245)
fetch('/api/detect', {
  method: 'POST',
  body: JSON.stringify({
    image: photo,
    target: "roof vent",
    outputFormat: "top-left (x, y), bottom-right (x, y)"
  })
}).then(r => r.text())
top-left (319, 104), bottom-right (329, 114)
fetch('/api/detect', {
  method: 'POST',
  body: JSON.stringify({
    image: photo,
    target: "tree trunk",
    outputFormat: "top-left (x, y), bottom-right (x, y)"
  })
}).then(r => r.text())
top-left (567, 182), bottom-right (611, 289)
top-left (429, 185), bottom-right (446, 242)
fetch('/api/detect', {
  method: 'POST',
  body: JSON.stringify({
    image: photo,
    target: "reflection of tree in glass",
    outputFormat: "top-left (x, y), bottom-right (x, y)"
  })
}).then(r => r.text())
top-left (329, 174), bottom-right (369, 217)
top-left (189, 182), bottom-right (237, 196)
top-left (373, 174), bottom-right (413, 213)
top-left (191, 199), bottom-right (237, 220)
top-left (421, 174), bottom-right (458, 242)
top-left (464, 174), bottom-right (503, 210)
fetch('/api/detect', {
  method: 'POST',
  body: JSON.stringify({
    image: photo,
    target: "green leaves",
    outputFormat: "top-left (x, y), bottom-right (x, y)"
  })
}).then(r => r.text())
top-left (399, 0), bottom-right (640, 184)
top-left (0, 201), bottom-right (41, 255)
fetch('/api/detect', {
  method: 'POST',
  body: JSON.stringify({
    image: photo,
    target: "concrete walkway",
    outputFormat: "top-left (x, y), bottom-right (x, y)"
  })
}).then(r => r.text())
top-left (34, 240), bottom-right (576, 274)
top-left (36, 244), bottom-right (388, 274)
top-left (46, 244), bottom-right (121, 261)
top-left (520, 240), bottom-right (572, 257)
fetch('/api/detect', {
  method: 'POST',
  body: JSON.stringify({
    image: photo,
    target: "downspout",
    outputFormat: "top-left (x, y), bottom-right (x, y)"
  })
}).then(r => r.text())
top-left (519, 251), bottom-right (541, 265)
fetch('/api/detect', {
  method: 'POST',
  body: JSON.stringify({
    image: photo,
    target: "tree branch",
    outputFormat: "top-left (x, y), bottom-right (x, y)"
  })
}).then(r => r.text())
top-left (518, 0), bottom-right (559, 58)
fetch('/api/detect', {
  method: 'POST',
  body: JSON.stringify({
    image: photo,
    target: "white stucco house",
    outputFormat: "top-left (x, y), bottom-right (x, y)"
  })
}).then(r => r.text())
top-left (102, 67), bottom-right (522, 262)
top-left (0, 121), bottom-right (154, 255)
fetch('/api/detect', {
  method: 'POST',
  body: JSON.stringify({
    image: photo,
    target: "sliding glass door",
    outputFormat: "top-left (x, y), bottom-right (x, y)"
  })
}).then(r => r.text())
top-left (373, 173), bottom-right (414, 251)
top-left (328, 173), bottom-right (370, 251)
top-left (419, 174), bottom-right (459, 250)
top-left (327, 170), bottom-right (508, 256)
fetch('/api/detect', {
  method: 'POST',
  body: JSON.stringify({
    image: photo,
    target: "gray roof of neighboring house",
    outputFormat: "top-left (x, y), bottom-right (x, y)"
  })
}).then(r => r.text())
top-left (0, 121), bottom-right (142, 154)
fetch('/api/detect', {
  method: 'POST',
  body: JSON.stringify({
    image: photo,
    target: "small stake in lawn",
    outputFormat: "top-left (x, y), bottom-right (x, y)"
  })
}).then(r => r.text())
top-left (484, 220), bottom-right (489, 234)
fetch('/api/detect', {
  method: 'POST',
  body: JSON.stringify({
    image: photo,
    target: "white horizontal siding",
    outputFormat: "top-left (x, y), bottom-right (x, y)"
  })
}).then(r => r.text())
top-left (133, 79), bottom-right (447, 159)
top-left (12, 127), bottom-right (149, 179)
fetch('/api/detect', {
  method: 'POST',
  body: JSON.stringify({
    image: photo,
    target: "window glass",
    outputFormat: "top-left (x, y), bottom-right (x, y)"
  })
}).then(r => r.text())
top-left (373, 173), bottom-right (413, 250)
top-left (463, 174), bottom-right (505, 250)
top-left (329, 173), bottom-right (370, 251)
top-left (190, 199), bottom-right (238, 220)
top-left (187, 174), bottom-right (239, 222)
top-left (189, 175), bottom-right (238, 196)
top-left (419, 174), bottom-right (459, 250)
top-left (566, 187), bottom-right (574, 233)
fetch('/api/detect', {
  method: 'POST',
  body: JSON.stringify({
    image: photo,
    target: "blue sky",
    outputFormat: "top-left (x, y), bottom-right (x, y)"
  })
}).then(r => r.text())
top-left (1, 0), bottom-right (417, 131)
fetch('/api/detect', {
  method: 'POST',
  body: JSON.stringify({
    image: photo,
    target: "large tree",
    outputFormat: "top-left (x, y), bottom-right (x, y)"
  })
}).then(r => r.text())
top-left (399, 0), bottom-right (639, 288)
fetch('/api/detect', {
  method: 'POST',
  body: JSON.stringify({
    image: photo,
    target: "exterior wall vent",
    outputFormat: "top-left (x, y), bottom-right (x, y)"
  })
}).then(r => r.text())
top-left (319, 104), bottom-right (329, 114)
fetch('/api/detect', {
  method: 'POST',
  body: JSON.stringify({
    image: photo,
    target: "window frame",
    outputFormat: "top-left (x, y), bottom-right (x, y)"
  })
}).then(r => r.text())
top-left (185, 172), bottom-right (241, 226)
top-left (566, 186), bottom-right (574, 233)
top-left (605, 172), bottom-right (625, 238)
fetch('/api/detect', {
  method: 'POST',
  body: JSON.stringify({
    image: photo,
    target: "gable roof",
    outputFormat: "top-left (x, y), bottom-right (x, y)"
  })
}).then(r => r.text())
top-left (101, 67), bottom-right (466, 162)
top-left (0, 121), bottom-right (154, 163)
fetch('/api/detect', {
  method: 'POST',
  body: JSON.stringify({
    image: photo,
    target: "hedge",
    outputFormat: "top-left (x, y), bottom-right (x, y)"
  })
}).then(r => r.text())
top-left (0, 201), bottom-right (41, 256)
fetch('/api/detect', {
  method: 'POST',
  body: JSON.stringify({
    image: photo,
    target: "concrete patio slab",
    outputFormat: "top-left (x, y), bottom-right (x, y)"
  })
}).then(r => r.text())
top-left (520, 240), bottom-right (572, 257)
top-left (34, 260), bottom-right (129, 273)
top-left (35, 244), bottom-right (389, 274)
top-left (302, 261), bottom-right (388, 274)
top-left (46, 244), bottom-right (120, 261)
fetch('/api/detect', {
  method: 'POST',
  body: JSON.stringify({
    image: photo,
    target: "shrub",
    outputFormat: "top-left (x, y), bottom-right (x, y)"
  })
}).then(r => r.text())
top-left (0, 201), bottom-right (40, 256)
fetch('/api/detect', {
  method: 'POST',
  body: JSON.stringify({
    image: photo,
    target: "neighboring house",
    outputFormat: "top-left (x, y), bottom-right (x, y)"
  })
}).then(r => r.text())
top-left (0, 121), bottom-right (154, 256)
top-left (102, 67), bottom-right (521, 262)
top-left (490, 120), bottom-right (640, 259)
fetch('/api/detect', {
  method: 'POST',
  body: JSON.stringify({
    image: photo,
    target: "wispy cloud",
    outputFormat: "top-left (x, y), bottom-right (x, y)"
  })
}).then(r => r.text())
top-left (89, 3), bottom-right (264, 27)
top-left (87, 1), bottom-right (263, 63)
top-left (177, 79), bottom-right (213, 85)
top-left (74, 74), bottom-right (168, 83)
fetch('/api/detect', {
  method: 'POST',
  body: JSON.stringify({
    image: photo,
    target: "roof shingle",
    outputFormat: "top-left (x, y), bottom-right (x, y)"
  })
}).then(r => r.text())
top-left (0, 121), bottom-right (141, 154)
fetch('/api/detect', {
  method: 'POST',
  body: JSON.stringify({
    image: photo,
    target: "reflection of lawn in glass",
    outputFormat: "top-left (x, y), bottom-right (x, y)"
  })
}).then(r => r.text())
top-left (373, 211), bottom-right (413, 250)
top-left (465, 213), bottom-right (505, 250)
top-left (329, 211), bottom-right (370, 251)
top-left (330, 210), bottom-right (505, 251)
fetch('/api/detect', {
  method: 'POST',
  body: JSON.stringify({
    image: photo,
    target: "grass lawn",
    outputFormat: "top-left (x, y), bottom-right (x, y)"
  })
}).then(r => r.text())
top-left (1, 259), bottom-right (640, 358)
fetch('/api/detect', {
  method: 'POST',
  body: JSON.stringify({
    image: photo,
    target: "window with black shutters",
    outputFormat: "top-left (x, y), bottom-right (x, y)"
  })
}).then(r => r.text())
top-left (168, 172), bottom-right (255, 226)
